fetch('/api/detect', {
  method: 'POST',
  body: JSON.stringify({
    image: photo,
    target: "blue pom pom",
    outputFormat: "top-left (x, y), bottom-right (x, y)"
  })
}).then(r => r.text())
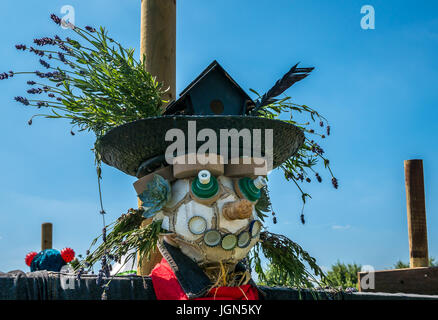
top-left (30, 249), bottom-right (66, 272)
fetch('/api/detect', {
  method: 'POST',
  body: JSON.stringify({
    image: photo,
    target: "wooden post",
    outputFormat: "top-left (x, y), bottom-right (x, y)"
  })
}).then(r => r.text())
top-left (404, 159), bottom-right (429, 268)
top-left (41, 223), bottom-right (53, 251)
top-left (140, 0), bottom-right (176, 103)
top-left (137, 0), bottom-right (176, 275)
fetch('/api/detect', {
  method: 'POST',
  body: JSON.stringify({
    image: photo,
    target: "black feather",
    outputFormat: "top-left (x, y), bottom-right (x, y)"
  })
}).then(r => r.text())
top-left (251, 63), bottom-right (314, 114)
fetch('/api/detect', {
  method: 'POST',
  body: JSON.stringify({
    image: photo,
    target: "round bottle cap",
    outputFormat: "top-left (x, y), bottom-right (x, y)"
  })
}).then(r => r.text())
top-left (237, 231), bottom-right (251, 248)
top-left (253, 176), bottom-right (267, 189)
top-left (198, 170), bottom-right (211, 184)
top-left (249, 220), bottom-right (262, 238)
top-left (221, 234), bottom-right (237, 251)
top-left (188, 216), bottom-right (207, 235)
top-left (204, 230), bottom-right (222, 247)
top-left (238, 177), bottom-right (261, 202)
top-left (192, 172), bottom-right (219, 199)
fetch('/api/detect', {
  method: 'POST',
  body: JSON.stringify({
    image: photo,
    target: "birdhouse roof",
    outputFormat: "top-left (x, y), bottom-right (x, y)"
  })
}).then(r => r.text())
top-left (164, 60), bottom-right (254, 115)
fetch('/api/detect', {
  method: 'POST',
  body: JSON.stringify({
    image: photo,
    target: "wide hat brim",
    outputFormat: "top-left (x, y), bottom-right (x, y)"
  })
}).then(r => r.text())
top-left (95, 115), bottom-right (305, 177)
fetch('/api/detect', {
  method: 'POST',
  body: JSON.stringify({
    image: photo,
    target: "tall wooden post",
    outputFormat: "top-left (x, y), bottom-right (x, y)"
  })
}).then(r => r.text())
top-left (137, 0), bottom-right (176, 276)
top-left (404, 159), bottom-right (429, 268)
top-left (140, 0), bottom-right (176, 103)
top-left (41, 223), bottom-right (53, 251)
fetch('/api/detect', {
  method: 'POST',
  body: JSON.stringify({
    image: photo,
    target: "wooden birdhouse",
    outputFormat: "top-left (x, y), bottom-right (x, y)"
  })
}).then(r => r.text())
top-left (164, 60), bottom-right (255, 116)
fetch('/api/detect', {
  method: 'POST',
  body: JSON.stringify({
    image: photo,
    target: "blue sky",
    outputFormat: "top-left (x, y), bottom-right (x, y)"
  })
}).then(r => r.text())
top-left (0, 0), bottom-right (437, 273)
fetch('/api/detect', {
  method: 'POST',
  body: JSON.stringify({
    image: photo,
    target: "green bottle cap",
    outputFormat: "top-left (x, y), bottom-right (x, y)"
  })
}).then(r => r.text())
top-left (238, 177), bottom-right (262, 202)
top-left (191, 170), bottom-right (219, 199)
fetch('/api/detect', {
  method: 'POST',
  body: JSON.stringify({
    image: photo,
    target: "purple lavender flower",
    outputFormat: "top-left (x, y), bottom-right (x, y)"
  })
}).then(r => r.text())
top-left (35, 71), bottom-right (45, 78)
top-left (37, 101), bottom-right (48, 108)
top-left (34, 37), bottom-right (56, 46)
top-left (39, 59), bottom-right (50, 69)
top-left (327, 125), bottom-right (331, 136)
top-left (27, 81), bottom-right (36, 85)
top-left (96, 270), bottom-right (104, 286)
top-left (8, 71), bottom-right (14, 78)
top-left (311, 143), bottom-right (324, 155)
top-left (57, 97), bottom-right (62, 101)
top-left (28, 119), bottom-right (32, 125)
top-left (300, 214), bottom-right (306, 225)
top-left (58, 52), bottom-right (67, 63)
top-left (85, 26), bottom-right (96, 33)
top-left (27, 88), bottom-right (43, 94)
top-left (76, 267), bottom-right (84, 281)
top-left (0, 72), bottom-right (9, 80)
top-left (48, 93), bottom-right (55, 98)
top-left (14, 96), bottom-right (30, 106)
top-left (15, 44), bottom-right (27, 51)
top-left (30, 47), bottom-right (44, 57)
top-left (58, 43), bottom-right (72, 53)
top-left (319, 121), bottom-right (324, 127)
top-left (331, 177), bottom-right (339, 189)
top-left (316, 173), bottom-right (322, 183)
top-left (51, 14), bottom-right (62, 25)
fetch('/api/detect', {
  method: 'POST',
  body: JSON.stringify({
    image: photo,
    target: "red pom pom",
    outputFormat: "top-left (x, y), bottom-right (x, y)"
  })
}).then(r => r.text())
top-left (25, 252), bottom-right (38, 266)
top-left (61, 247), bottom-right (75, 263)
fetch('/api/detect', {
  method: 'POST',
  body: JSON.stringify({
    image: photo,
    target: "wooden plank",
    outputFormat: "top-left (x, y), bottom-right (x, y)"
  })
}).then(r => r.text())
top-left (137, 0), bottom-right (177, 276)
top-left (41, 223), bottom-right (52, 251)
top-left (358, 267), bottom-right (438, 295)
top-left (140, 0), bottom-right (176, 104)
top-left (404, 159), bottom-right (429, 268)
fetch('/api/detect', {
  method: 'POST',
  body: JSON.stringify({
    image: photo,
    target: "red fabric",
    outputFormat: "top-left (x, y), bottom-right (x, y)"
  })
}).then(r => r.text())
top-left (150, 258), bottom-right (259, 300)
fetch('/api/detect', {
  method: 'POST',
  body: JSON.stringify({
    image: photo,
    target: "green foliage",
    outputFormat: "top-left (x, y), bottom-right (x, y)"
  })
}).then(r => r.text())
top-left (12, 23), bottom-right (165, 138)
top-left (249, 92), bottom-right (337, 219)
top-left (394, 257), bottom-right (437, 269)
top-left (254, 187), bottom-right (270, 222)
top-left (84, 208), bottom-right (164, 270)
top-left (323, 261), bottom-right (361, 290)
top-left (258, 263), bottom-right (296, 287)
top-left (394, 260), bottom-right (410, 269)
top-left (251, 231), bottom-right (326, 289)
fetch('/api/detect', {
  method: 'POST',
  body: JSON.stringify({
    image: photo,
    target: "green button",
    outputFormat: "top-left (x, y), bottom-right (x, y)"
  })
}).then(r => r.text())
top-left (238, 177), bottom-right (261, 202)
top-left (191, 175), bottom-right (219, 199)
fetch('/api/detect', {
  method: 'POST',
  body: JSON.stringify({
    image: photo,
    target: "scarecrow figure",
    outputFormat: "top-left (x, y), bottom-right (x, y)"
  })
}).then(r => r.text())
top-left (97, 60), bottom-right (312, 300)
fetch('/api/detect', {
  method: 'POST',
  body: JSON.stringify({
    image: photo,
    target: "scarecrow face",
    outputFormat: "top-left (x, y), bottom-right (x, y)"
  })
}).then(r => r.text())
top-left (156, 170), bottom-right (265, 267)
